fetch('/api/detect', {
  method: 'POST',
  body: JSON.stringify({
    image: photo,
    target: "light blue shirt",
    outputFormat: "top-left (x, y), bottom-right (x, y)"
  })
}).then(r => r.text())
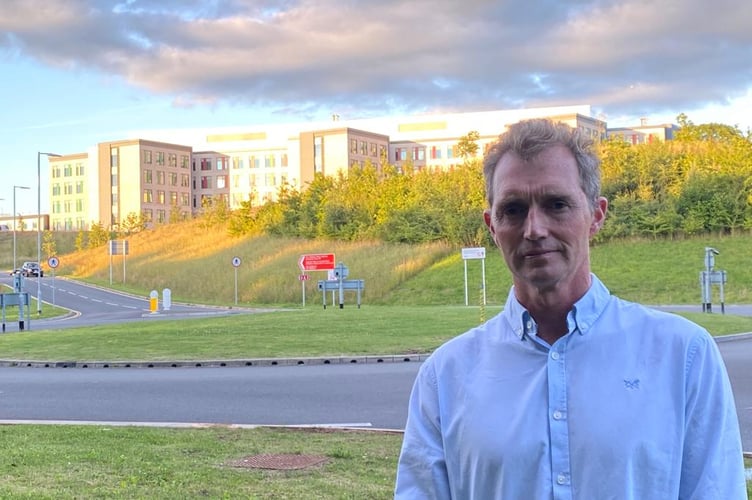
top-left (395, 275), bottom-right (746, 499)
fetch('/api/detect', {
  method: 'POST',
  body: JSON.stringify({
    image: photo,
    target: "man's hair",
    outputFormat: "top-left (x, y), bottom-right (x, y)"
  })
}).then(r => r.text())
top-left (482, 118), bottom-right (601, 209)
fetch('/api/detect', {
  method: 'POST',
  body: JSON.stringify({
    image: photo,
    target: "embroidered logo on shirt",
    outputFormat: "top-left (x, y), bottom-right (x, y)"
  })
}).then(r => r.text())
top-left (623, 379), bottom-right (640, 389)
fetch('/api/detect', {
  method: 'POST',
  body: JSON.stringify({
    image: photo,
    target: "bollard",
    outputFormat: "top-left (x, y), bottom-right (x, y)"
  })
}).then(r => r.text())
top-left (149, 290), bottom-right (159, 313)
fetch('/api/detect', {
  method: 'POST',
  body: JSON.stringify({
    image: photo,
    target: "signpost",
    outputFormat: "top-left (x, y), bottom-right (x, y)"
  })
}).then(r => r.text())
top-left (108, 239), bottom-right (129, 285)
top-left (298, 253), bottom-right (336, 271)
top-left (47, 256), bottom-right (59, 307)
top-left (298, 253), bottom-right (335, 306)
top-left (232, 256), bottom-right (242, 305)
top-left (461, 247), bottom-right (487, 306)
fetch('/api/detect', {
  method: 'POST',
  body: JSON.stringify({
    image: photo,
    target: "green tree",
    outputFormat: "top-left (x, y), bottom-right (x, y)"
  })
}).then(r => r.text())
top-left (88, 222), bottom-right (109, 248)
top-left (457, 130), bottom-right (480, 159)
top-left (42, 230), bottom-right (57, 259)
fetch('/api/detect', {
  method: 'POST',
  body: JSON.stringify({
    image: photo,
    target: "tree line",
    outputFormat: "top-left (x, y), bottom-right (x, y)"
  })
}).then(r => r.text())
top-left (222, 117), bottom-right (752, 245)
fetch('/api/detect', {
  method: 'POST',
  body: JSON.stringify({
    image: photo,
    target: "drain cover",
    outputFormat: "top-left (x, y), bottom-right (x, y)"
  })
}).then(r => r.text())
top-left (226, 454), bottom-right (329, 470)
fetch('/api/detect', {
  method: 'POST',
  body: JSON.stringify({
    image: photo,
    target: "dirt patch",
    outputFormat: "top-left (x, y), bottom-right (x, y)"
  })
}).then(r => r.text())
top-left (226, 454), bottom-right (329, 470)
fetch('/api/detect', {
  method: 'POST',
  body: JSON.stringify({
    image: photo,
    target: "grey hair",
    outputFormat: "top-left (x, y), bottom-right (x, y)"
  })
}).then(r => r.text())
top-left (482, 118), bottom-right (601, 210)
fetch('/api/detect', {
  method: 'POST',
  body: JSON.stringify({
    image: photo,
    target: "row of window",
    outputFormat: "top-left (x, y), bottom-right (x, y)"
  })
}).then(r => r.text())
top-left (143, 190), bottom-right (191, 206)
top-left (51, 163), bottom-right (85, 178)
top-left (143, 170), bottom-right (191, 187)
top-left (143, 151), bottom-right (189, 168)
top-left (195, 154), bottom-right (290, 171)
top-left (349, 139), bottom-right (387, 159)
top-left (51, 199), bottom-right (85, 214)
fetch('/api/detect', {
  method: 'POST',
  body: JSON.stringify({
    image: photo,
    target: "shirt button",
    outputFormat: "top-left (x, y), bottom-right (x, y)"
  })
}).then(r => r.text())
top-left (553, 410), bottom-right (563, 420)
top-left (557, 473), bottom-right (568, 485)
top-left (551, 351), bottom-right (560, 360)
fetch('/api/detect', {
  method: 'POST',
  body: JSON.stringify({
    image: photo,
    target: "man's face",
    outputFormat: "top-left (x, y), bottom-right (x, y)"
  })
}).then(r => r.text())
top-left (483, 145), bottom-right (607, 294)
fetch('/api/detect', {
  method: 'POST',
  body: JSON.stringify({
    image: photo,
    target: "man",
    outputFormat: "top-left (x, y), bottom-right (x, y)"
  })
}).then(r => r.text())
top-left (395, 118), bottom-right (746, 499)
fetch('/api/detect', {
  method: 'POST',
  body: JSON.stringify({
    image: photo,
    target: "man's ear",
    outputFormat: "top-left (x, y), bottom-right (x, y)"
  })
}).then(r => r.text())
top-left (589, 197), bottom-right (608, 237)
top-left (483, 210), bottom-right (494, 234)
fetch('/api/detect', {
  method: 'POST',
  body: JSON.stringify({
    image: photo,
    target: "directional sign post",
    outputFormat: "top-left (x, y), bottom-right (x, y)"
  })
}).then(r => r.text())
top-left (48, 256), bottom-right (59, 307)
top-left (461, 247), bottom-right (487, 306)
top-left (298, 253), bottom-right (335, 306)
top-left (298, 253), bottom-right (336, 272)
top-left (232, 256), bottom-right (242, 305)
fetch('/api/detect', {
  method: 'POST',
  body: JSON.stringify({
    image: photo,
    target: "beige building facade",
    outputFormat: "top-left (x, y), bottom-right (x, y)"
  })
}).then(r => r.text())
top-left (46, 105), bottom-right (613, 231)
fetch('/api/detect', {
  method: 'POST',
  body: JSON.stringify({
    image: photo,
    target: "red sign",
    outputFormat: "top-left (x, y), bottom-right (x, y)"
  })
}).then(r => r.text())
top-left (298, 253), bottom-right (335, 271)
top-left (298, 274), bottom-right (310, 281)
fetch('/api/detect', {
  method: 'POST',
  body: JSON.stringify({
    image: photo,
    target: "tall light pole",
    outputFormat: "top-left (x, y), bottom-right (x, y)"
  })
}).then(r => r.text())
top-left (37, 152), bottom-right (61, 315)
top-left (12, 185), bottom-right (30, 272)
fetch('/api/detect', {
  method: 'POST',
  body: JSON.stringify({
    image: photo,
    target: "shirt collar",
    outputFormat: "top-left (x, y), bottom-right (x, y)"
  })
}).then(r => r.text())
top-left (502, 274), bottom-right (612, 341)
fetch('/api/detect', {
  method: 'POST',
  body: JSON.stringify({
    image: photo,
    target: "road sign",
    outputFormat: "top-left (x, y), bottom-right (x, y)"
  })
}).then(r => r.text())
top-left (232, 256), bottom-right (242, 267)
top-left (462, 247), bottom-right (486, 260)
top-left (299, 274), bottom-right (310, 281)
top-left (298, 253), bottom-right (335, 271)
top-left (48, 256), bottom-right (59, 268)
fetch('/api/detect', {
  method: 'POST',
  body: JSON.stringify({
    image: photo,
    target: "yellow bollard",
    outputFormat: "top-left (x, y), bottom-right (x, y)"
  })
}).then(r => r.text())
top-left (149, 290), bottom-right (159, 313)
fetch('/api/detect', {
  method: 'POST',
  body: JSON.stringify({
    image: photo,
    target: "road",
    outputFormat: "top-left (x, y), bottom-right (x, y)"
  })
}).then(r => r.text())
top-left (0, 274), bottom-right (269, 331)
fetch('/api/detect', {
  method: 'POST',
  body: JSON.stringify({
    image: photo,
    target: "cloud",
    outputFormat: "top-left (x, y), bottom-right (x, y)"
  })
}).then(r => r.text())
top-left (1, 0), bottom-right (750, 121)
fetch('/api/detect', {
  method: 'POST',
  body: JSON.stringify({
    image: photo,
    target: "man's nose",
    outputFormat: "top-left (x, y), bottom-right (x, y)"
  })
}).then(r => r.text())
top-left (524, 207), bottom-right (548, 240)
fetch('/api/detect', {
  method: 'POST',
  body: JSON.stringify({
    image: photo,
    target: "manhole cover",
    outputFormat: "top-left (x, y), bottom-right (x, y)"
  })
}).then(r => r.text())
top-left (226, 454), bottom-right (329, 470)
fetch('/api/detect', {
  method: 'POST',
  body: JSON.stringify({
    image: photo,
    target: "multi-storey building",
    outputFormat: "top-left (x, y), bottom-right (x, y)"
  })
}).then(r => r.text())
top-left (49, 139), bottom-right (192, 231)
top-left (45, 105), bottom-right (608, 231)
top-left (606, 118), bottom-right (679, 144)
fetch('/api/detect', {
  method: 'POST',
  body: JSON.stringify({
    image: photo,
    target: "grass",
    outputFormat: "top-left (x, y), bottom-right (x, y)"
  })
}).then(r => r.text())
top-left (0, 425), bottom-right (403, 499)
top-left (0, 305), bottom-right (750, 363)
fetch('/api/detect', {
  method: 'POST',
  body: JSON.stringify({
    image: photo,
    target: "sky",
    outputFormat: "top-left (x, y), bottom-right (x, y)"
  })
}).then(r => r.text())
top-left (1, 0), bottom-right (750, 216)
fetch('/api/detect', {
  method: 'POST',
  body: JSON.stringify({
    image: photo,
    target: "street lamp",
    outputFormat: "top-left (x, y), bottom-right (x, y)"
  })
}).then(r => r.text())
top-left (13, 185), bottom-right (30, 272)
top-left (38, 152), bottom-right (61, 315)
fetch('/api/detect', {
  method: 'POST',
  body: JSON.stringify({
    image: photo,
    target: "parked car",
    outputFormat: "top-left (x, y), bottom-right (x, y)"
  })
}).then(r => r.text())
top-left (21, 261), bottom-right (43, 277)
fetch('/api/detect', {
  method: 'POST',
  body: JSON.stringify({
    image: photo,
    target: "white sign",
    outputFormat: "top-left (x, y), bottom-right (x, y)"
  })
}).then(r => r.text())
top-left (461, 247), bottom-right (486, 260)
top-left (48, 256), bottom-right (59, 268)
top-left (231, 256), bottom-right (242, 267)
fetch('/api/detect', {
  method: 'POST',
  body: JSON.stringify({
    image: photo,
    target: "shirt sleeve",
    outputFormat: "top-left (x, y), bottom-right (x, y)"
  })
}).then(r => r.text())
top-left (395, 360), bottom-right (452, 499)
top-left (680, 333), bottom-right (747, 499)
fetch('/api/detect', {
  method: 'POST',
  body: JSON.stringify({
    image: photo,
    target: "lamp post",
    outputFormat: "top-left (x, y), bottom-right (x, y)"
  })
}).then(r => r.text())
top-left (13, 185), bottom-right (30, 272)
top-left (37, 152), bottom-right (61, 315)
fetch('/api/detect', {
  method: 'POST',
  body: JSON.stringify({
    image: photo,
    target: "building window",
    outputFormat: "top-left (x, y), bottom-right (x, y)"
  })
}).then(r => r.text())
top-left (265, 154), bottom-right (276, 168)
top-left (157, 190), bottom-right (165, 204)
top-left (217, 157), bottom-right (228, 170)
top-left (168, 153), bottom-right (177, 167)
top-left (181, 155), bottom-right (189, 168)
top-left (170, 191), bottom-right (178, 205)
top-left (200, 158), bottom-right (212, 171)
top-left (181, 193), bottom-right (190, 206)
top-left (157, 209), bottom-right (165, 223)
top-left (181, 174), bottom-right (190, 187)
top-left (156, 151), bottom-right (165, 165)
top-left (76, 181), bottom-right (84, 194)
top-left (350, 139), bottom-right (357, 153)
top-left (64, 165), bottom-right (73, 176)
top-left (75, 163), bottom-right (85, 176)
top-left (52, 184), bottom-right (61, 196)
top-left (281, 154), bottom-right (288, 167)
top-left (430, 146), bottom-right (442, 159)
top-left (144, 150), bottom-right (152, 164)
top-left (170, 172), bottom-right (178, 186)
top-left (217, 175), bottom-right (227, 189)
top-left (201, 176), bottom-right (211, 189)
top-left (143, 209), bottom-right (153, 222)
top-left (144, 170), bottom-right (153, 184)
top-left (143, 189), bottom-right (153, 203)
top-left (265, 173), bottom-right (276, 186)
top-left (76, 199), bottom-right (84, 211)
top-left (360, 141), bottom-right (367, 155)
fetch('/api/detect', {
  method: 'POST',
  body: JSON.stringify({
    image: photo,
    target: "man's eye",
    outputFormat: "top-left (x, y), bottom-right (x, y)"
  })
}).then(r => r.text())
top-left (502, 205), bottom-right (525, 217)
top-left (550, 200), bottom-right (568, 211)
